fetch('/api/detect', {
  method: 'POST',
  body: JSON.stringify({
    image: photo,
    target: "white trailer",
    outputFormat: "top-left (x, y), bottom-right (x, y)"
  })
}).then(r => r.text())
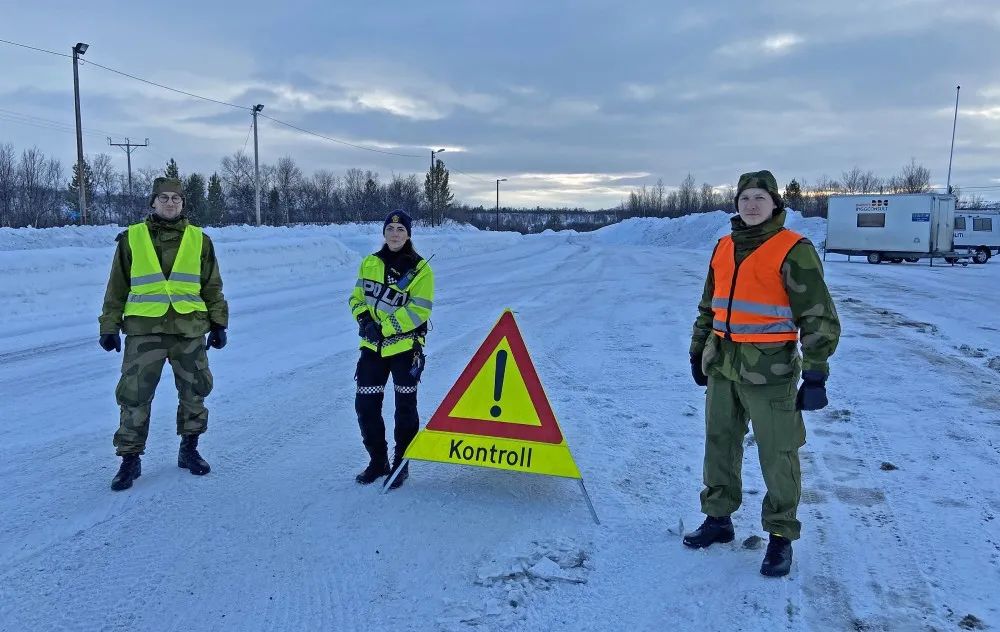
top-left (953, 210), bottom-right (1000, 264)
top-left (824, 193), bottom-right (964, 265)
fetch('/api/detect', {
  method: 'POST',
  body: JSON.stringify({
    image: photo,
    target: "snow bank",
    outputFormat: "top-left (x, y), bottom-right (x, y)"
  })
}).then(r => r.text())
top-left (586, 209), bottom-right (827, 249)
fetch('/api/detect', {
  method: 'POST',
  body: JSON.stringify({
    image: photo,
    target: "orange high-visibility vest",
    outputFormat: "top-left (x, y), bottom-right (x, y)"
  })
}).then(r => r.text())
top-left (711, 229), bottom-right (803, 342)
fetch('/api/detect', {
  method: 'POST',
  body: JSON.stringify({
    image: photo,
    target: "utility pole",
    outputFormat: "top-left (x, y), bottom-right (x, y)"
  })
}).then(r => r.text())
top-left (430, 148), bottom-right (445, 227)
top-left (72, 42), bottom-right (89, 224)
top-left (496, 178), bottom-right (507, 231)
top-left (108, 137), bottom-right (149, 201)
top-left (946, 85), bottom-right (960, 195)
top-left (252, 104), bottom-right (264, 226)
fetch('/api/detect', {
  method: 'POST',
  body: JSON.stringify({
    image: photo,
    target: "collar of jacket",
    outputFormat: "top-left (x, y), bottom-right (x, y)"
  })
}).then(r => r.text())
top-left (729, 208), bottom-right (787, 248)
top-left (145, 213), bottom-right (190, 235)
top-left (375, 243), bottom-right (420, 271)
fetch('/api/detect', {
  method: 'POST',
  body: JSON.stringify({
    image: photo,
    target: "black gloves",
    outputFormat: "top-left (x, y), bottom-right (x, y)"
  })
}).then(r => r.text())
top-left (99, 333), bottom-right (121, 353)
top-left (690, 352), bottom-right (708, 387)
top-left (206, 324), bottom-right (227, 350)
top-left (357, 313), bottom-right (384, 344)
top-left (796, 370), bottom-right (828, 411)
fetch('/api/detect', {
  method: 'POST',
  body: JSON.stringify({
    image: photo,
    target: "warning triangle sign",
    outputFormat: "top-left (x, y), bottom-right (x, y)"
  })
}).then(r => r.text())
top-left (403, 309), bottom-right (581, 479)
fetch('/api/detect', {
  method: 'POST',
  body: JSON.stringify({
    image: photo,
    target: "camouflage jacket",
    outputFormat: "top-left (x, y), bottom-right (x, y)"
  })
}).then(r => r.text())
top-left (98, 214), bottom-right (229, 337)
top-left (690, 210), bottom-right (840, 384)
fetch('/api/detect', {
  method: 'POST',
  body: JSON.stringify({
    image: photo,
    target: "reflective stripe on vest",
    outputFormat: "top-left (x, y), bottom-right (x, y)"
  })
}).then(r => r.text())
top-left (123, 223), bottom-right (207, 318)
top-left (711, 228), bottom-right (803, 342)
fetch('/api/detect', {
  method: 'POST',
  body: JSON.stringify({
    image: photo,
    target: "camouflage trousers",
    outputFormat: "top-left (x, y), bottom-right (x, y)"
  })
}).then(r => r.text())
top-left (699, 376), bottom-right (806, 540)
top-left (113, 334), bottom-right (214, 456)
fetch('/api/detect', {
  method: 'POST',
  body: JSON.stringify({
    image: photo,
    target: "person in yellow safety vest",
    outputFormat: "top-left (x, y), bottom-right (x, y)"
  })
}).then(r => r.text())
top-left (349, 210), bottom-right (434, 489)
top-left (98, 177), bottom-right (229, 491)
top-left (684, 170), bottom-right (841, 577)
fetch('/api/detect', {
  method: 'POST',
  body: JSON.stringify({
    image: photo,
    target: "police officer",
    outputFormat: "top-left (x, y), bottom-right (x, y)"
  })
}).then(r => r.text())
top-left (98, 177), bottom-right (229, 491)
top-left (349, 210), bottom-right (434, 489)
top-left (684, 170), bottom-right (841, 577)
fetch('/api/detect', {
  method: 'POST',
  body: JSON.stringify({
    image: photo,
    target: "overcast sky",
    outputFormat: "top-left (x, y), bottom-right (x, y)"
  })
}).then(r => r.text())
top-left (2, 0), bottom-right (999, 209)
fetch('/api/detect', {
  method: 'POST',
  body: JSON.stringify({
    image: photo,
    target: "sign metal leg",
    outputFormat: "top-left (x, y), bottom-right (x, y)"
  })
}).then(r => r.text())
top-left (578, 479), bottom-right (600, 525)
top-left (381, 458), bottom-right (410, 494)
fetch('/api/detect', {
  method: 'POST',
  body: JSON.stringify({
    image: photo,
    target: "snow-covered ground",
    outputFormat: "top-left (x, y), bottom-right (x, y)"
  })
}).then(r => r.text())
top-left (1, 212), bottom-right (998, 631)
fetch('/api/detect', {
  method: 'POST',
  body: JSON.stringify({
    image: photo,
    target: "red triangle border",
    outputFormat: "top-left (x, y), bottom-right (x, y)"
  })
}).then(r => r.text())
top-left (426, 311), bottom-right (564, 444)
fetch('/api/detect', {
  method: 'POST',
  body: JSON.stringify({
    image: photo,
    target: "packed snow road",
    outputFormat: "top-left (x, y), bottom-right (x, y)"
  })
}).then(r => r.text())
top-left (1, 216), bottom-right (997, 631)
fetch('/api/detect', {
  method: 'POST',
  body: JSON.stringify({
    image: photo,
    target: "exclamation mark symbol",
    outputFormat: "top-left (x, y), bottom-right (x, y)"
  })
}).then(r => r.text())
top-left (490, 350), bottom-right (507, 417)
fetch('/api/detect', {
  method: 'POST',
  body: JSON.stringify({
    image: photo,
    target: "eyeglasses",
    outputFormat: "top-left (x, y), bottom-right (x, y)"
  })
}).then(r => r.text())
top-left (156, 194), bottom-right (183, 204)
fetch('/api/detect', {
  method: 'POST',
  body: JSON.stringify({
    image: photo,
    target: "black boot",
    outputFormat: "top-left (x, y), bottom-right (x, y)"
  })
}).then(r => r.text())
top-left (355, 455), bottom-right (390, 485)
top-left (178, 434), bottom-right (211, 475)
top-left (683, 515), bottom-right (735, 549)
top-left (760, 534), bottom-right (793, 577)
top-left (111, 454), bottom-right (141, 491)
top-left (387, 458), bottom-right (409, 490)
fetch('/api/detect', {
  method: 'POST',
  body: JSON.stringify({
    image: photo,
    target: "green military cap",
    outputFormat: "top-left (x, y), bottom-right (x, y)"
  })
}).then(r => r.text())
top-left (149, 177), bottom-right (184, 207)
top-left (734, 170), bottom-right (783, 211)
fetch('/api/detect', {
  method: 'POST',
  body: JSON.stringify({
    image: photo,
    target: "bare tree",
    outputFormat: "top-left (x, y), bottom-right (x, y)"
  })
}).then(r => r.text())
top-left (892, 158), bottom-right (931, 193)
top-left (652, 179), bottom-right (666, 216)
top-left (677, 173), bottom-right (697, 216)
top-left (841, 166), bottom-right (883, 194)
top-left (383, 173), bottom-right (421, 219)
top-left (18, 147), bottom-right (48, 227)
top-left (91, 153), bottom-right (118, 224)
top-left (220, 151), bottom-right (255, 223)
top-left (0, 144), bottom-right (15, 227)
top-left (342, 168), bottom-right (378, 222)
top-left (274, 156), bottom-right (302, 224)
top-left (41, 158), bottom-right (64, 226)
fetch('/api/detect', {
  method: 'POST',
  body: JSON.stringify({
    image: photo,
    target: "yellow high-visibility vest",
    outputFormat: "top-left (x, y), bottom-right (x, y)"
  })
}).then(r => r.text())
top-left (349, 254), bottom-right (434, 357)
top-left (123, 223), bottom-right (207, 318)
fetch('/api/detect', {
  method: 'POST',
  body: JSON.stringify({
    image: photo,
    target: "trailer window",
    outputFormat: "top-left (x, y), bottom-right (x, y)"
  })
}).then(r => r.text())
top-left (973, 217), bottom-right (993, 232)
top-left (857, 213), bottom-right (886, 228)
top-left (954, 216), bottom-right (966, 230)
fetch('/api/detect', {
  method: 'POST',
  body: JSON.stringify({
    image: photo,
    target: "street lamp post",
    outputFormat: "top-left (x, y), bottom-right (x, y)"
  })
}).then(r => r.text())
top-left (946, 85), bottom-right (960, 195)
top-left (72, 42), bottom-right (89, 224)
top-left (252, 104), bottom-right (264, 226)
top-left (430, 148), bottom-right (445, 226)
top-left (496, 178), bottom-right (507, 231)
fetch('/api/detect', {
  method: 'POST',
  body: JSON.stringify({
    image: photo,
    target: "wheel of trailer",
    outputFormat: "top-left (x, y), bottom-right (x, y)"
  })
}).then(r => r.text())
top-left (944, 256), bottom-right (958, 264)
top-left (904, 257), bottom-right (919, 263)
top-left (973, 248), bottom-right (990, 264)
top-left (867, 252), bottom-right (882, 264)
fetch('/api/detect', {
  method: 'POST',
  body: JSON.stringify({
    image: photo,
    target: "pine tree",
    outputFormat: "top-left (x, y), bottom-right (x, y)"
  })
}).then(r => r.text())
top-left (165, 158), bottom-right (180, 179)
top-left (362, 177), bottom-right (381, 221)
top-left (206, 173), bottom-right (225, 225)
top-left (784, 179), bottom-right (804, 212)
top-left (183, 173), bottom-right (207, 224)
top-left (67, 160), bottom-right (95, 215)
top-left (424, 159), bottom-right (453, 226)
top-left (267, 187), bottom-right (280, 225)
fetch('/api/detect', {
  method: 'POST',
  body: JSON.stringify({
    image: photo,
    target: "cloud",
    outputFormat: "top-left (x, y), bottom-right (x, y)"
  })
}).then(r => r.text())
top-left (961, 106), bottom-right (1000, 120)
top-left (762, 34), bottom-right (804, 53)
top-left (623, 83), bottom-right (658, 101)
top-left (715, 33), bottom-right (804, 58)
top-left (451, 171), bottom-right (651, 209)
top-left (266, 58), bottom-right (505, 121)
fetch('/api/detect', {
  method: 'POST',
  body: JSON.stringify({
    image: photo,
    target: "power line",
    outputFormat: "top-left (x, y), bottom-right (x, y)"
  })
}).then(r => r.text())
top-left (241, 118), bottom-right (255, 153)
top-left (445, 164), bottom-right (493, 184)
top-left (259, 114), bottom-right (422, 158)
top-left (0, 37), bottom-right (247, 110)
top-left (0, 38), bottom-right (70, 58)
top-left (0, 106), bottom-right (119, 136)
top-left (0, 37), bottom-right (443, 163)
top-left (0, 109), bottom-right (117, 139)
top-left (80, 59), bottom-right (249, 111)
